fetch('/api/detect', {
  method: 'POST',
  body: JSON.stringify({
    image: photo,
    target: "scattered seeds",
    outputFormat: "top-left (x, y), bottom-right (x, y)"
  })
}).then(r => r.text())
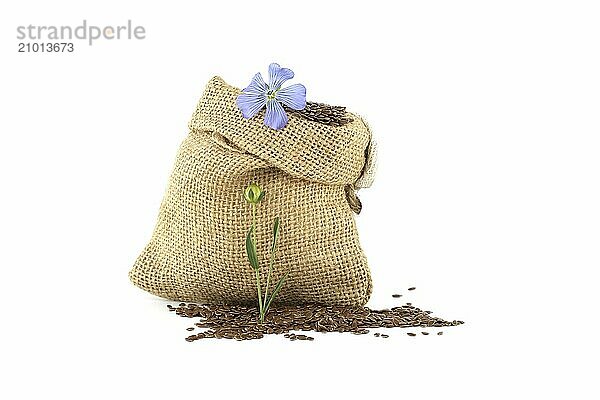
top-left (285, 333), bottom-right (314, 341)
top-left (374, 333), bottom-right (380, 337)
top-left (170, 303), bottom-right (463, 342)
top-left (408, 287), bottom-right (416, 291)
top-left (407, 333), bottom-right (417, 337)
top-left (421, 331), bottom-right (429, 335)
top-left (186, 327), bottom-right (194, 331)
top-left (392, 294), bottom-right (402, 298)
top-left (380, 334), bottom-right (389, 338)
top-left (437, 331), bottom-right (444, 336)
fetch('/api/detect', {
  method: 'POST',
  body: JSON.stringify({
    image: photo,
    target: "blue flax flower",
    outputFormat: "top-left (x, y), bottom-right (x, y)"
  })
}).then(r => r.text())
top-left (236, 63), bottom-right (307, 130)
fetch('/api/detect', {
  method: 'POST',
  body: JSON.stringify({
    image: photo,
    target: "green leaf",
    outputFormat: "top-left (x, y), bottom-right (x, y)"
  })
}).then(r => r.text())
top-left (271, 217), bottom-right (280, 254)
top-left (257, 190), bottom-right (265, 203)
top-left (265, 271), bottom-right (289, 312)
top-left (245, 226), bottom-right (259, 270)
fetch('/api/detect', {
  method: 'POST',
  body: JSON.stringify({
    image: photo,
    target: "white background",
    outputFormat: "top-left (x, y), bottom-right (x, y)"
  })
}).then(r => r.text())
top-left (1, 1), bottom-right (598, 399)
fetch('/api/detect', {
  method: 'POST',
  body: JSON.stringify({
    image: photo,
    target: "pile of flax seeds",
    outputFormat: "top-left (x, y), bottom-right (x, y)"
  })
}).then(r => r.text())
top-left (168, 287), bottom-right (464, 342)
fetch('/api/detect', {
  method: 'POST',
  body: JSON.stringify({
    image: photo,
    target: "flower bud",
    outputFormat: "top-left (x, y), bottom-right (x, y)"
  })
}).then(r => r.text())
top-left (244, 183), bottom-right (264, 204)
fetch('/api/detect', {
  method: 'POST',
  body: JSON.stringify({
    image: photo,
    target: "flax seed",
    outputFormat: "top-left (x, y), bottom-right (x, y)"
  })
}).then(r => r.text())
top-left (168, 302), bottom-right (463, 342)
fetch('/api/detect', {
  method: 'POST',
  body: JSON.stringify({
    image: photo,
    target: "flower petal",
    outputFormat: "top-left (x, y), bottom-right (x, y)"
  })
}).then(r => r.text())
top-left (268, 63), bottom-right (294, 90)
top-left (237, 92), bottom-right (266, 119)
top-left (264, 100), bottom-right (288, 130)
top-left (243, 72), bottom-right (268, 94)
top-left (276, 83), bottom-right (307, 110)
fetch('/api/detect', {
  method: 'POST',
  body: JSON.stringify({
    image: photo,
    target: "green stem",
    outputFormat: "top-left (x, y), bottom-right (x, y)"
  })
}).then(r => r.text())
top-left (263, 245), bottom-right (276, 312)
top-left (252, 204), bottom-right (257, 244)
top-left (256, 268), bottom-right (263, 323)
top-left (252, 204), bottom-right (265, 323)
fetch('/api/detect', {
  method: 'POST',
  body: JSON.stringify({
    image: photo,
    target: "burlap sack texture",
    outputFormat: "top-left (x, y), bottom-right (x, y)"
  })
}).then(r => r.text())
top-left (129, 76), bottom-right (376, 306)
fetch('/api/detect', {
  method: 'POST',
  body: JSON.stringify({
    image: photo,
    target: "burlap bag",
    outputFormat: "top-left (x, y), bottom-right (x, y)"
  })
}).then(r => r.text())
top-left (129, 76), bottom-right (376, 306)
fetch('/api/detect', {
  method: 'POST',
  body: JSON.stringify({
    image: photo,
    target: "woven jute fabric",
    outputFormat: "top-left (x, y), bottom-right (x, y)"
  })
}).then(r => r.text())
top-left (129, 76), bottom-right (375, 306)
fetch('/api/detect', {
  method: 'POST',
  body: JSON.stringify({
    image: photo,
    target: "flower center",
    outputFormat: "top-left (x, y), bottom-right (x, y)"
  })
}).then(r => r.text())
top-left (266, 89), bottom-right (277, 100)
